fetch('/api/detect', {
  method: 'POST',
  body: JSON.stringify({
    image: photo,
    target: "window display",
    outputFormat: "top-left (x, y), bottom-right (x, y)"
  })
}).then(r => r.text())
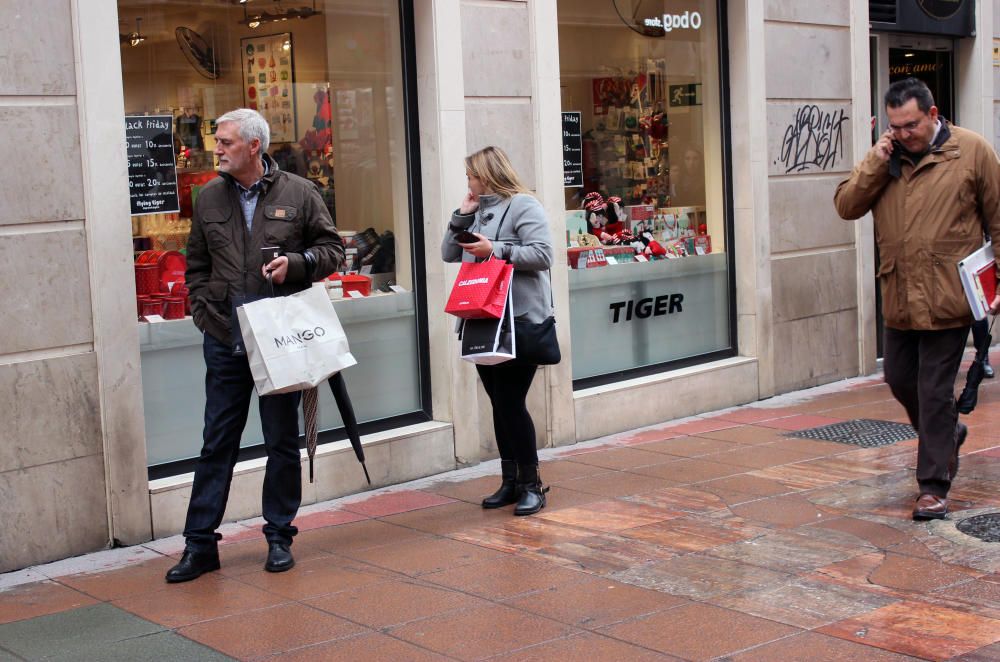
top-left (558, 0), bottom-right (732, 382)
top-left (119, 0), bottom-right (421, 469)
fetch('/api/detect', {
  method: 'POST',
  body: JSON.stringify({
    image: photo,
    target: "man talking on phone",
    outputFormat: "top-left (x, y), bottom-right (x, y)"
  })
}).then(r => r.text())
top-left (835, 78), bottom-right (1000, 521)
top-left (166, 108), bottom-right (344, 582)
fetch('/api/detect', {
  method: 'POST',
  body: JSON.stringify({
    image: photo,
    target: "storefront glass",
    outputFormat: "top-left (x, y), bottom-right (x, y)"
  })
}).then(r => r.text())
top-left (558, 0), bottom-right (733, 382)
top-left (118, 0), bottom-right (421, 469)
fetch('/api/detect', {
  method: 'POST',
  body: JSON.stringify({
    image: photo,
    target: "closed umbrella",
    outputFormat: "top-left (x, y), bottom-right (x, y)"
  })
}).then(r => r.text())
top-left (328, 372), bottom-right (371, 485)
top-left (957, 320), bottom-right (994, 414)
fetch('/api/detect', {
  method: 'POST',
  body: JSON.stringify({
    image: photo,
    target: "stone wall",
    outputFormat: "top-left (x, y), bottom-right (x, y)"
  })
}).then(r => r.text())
top-left (763, 0), bottom-right (861, 392)
top-left (0, 0), bottom-right (151, 573)
top-left (0, 0), bottom-right (110, 571)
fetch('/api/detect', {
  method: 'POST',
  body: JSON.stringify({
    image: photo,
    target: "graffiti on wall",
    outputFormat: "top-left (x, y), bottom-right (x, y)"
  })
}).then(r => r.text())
top-left (776, 104), bottom-right (849, 174)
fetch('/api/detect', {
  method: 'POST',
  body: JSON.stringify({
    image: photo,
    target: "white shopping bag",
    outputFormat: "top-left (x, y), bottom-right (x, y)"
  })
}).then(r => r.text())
top-left (238, 283), bottom-right (357, 395)
top-left (460, 285), bottom-right (515, 365)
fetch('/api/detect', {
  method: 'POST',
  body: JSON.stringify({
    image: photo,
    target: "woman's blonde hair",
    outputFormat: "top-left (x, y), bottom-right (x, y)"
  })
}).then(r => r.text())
top-left (465, 145), bottom-right (531, 199)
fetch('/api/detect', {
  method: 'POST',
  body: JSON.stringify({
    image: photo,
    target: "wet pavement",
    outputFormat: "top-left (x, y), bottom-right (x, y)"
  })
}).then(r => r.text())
top-left (3, 363), bottom-right (1000, 661)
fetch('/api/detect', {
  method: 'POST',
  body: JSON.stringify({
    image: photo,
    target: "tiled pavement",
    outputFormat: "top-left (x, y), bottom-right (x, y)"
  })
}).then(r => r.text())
top-left (4, 368), bottom-right (1000, 660)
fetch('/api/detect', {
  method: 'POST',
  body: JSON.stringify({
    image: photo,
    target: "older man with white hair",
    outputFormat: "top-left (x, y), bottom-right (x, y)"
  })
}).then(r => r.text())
top-left (166, 108), bottom-right (344, 582)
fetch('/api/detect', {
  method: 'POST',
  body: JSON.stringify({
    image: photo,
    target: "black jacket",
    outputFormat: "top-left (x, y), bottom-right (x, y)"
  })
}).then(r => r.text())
top-left (185, 153), bottom-right (344, 343)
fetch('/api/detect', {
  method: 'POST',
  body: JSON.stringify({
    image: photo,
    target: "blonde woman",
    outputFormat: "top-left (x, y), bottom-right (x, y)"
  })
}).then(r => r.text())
top-left (441, 146), bottom-right (555, 515)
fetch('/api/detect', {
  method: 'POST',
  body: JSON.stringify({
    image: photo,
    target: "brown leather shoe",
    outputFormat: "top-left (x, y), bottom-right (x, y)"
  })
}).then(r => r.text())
top-left (949, 423), bottom-right (968, 481)
top-left (912, 494), bottom-right (948, 521)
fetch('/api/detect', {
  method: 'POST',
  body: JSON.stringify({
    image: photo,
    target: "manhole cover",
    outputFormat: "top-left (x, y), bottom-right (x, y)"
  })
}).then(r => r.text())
top-left (956, 513), bottom-right (1000, 542)
top-left (785, 418), bottom-right (916, 447)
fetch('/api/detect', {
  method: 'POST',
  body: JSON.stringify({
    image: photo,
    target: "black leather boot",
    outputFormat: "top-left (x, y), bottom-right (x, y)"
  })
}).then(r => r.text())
top-left (482, 460), bottom-right (520, 509)
top-left (165, 548), bottom-right (220, 583)
top-left (265, 542), bottom-right (295, 572)
top-left (514, 463), bottom-right (549, 516)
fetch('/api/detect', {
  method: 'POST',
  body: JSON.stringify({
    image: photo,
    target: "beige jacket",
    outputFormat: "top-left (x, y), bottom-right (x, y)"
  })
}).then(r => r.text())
top-left (834, 124), bottom-right (1000, 330)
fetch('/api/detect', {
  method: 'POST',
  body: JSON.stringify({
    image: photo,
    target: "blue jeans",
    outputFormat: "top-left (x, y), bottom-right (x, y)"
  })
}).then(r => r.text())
top-left (183, 333), bottom-right (302, 552)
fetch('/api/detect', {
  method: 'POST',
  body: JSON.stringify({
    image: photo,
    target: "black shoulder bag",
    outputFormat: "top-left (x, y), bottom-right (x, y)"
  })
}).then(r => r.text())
top-left (490, 203), bottom-right (561, 366)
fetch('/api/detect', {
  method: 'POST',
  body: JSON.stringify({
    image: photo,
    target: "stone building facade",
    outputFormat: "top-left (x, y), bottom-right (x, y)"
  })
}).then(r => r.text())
top-left (1, 0), bottom-right (995, 572)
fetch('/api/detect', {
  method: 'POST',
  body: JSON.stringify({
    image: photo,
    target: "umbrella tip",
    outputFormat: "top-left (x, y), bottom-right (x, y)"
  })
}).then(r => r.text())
top-left (362, 463), bottom-right (372, 485)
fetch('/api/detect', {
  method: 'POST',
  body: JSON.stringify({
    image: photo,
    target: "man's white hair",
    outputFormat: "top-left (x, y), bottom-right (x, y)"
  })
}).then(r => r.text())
top-left (216, 108), bottom-right (270, 153)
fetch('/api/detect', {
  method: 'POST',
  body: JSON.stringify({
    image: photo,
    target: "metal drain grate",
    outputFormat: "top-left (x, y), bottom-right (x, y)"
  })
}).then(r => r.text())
top-left (784, 418), bottom-right (916, 447)
top-left (957, 514), bottom-right (1000, 543)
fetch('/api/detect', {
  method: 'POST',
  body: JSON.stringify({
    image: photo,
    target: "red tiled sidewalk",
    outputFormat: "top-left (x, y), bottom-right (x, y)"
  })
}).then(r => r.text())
top-left (4, 372), bottom-right (1000, 660)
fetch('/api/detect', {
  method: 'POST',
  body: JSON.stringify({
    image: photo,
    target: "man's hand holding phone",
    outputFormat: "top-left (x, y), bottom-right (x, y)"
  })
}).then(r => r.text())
top-left (261, 246), bottom-right (289, 284)
top-left (874, 129), bottom-right (896, 162)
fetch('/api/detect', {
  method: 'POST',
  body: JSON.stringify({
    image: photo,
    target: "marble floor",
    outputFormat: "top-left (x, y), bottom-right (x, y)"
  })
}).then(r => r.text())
top-left (3, 369), bottom-right (1000, 661)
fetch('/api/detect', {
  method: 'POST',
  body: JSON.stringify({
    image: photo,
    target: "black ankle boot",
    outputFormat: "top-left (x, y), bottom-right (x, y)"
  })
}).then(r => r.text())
top-left (514, 463), bottom-right (549, 516)
top-left (482, 460), bottom-right (520, 509)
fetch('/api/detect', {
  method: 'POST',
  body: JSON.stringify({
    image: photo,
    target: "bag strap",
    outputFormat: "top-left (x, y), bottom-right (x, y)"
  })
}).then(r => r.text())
top-left (492, 200), bottom-right (555, 313)
top-left (492, 202), bottom-right (513, 239)
top-left (473, 202), bottom-right (513, 264)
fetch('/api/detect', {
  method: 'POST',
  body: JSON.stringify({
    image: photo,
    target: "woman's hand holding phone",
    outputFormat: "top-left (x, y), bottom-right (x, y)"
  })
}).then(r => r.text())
top-left (456, 230), bottom-right (493, 259)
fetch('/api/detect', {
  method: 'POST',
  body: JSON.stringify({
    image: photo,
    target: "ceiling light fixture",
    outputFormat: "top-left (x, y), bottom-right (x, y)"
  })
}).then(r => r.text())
top-left (239, 1), bottom-right (320, 29)
top-left (119, 17), bottom-right (146, 47)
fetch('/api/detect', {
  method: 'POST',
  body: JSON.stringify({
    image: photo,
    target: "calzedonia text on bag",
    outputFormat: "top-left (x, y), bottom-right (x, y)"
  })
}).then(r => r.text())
top-left (457, 277), bottom-right (490, 287)
top-left (445, 257), bottom-right (513, 319)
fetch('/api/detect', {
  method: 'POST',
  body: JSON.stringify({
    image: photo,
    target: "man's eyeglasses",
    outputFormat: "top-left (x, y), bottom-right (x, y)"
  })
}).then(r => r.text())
top-left (889, 117), bottom-right (926, 135)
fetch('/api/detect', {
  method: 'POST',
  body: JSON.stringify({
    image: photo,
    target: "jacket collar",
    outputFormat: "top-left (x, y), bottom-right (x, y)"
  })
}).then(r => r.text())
top-left (220, 152), bottom-right (280, 193)
top-left (478, 193), bottom-right (503, 207)
top-left (892, 120), bottom-right (956, 177)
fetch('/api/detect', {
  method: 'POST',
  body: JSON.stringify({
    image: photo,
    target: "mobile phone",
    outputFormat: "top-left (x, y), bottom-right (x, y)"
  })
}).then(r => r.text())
top-left (455, 230), bottom-right (479, 243)
top-left (261, 246), bottom-right (282, 269)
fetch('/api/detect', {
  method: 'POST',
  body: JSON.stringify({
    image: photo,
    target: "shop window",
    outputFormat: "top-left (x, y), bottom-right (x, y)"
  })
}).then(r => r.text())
top-left (119, 0), bottom-right (423, 470)
top-left (558, 0), bottom-right (733, 383)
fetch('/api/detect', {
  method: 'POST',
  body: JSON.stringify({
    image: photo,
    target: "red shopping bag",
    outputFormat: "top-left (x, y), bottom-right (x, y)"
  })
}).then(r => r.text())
top-left (445, 257), bottom-right (513, 319)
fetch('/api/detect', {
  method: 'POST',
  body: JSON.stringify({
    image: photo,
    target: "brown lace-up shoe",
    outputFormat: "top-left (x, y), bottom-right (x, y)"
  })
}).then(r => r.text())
top-left (912, 494), bottom-right (948, 520)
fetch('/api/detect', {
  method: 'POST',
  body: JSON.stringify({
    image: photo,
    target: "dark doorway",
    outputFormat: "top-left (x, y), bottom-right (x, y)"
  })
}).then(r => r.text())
top-left (888, 47), bottom-right (954, 120)
top-left (872, 42), bottom-right (954, 359)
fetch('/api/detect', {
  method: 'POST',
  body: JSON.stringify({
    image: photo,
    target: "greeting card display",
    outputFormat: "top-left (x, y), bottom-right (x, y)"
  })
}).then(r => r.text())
top-left (242, 33), bottom-right (296, 142)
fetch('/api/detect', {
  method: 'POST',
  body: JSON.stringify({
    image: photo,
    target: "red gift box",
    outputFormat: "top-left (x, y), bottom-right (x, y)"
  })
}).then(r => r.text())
top-left (685, 235), bottom-right (712, 255)
top-left (568, 246), bottom-right (609, 269)
top-left (178, 171), bottom-right (218, 218)
top-left (327, 273), bottom-right (372, 297)
top-left (624, 204), bottom-right (655, 221)
top-left (134, 263), bottom-right (159, 295)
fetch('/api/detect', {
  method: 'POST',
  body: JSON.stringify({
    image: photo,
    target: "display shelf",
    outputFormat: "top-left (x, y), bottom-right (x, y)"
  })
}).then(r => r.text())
top-left (568, 252), bottom-right (726, 290)
top-left (138, 289), bottom-right (415, 353)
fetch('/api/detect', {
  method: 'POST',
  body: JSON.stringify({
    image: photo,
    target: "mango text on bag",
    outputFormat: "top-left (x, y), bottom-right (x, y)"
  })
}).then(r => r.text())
top-left (273, 326), bottom-right (327, 348)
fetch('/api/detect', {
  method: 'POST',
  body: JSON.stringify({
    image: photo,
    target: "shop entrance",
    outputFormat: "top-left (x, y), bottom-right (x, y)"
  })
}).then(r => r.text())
top-left (870, 34), bottom-right (955, 357)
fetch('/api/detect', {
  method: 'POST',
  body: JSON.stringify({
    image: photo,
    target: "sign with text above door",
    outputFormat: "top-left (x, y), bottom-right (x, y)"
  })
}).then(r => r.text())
top-left (125, 115), bottom-right (180, 216)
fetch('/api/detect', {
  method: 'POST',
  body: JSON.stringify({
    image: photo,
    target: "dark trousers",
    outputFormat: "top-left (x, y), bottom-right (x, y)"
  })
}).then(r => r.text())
top-left (183, 333), bottom-right (302, 552)
top-left (883, 325), bottom-right (969, 498)
top-left (476, 362), bottom-right (540, 465)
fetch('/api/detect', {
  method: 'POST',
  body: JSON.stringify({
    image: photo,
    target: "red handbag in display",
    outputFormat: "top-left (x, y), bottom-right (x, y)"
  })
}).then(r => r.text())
top-left (445, 256), bottom-right (513, 319)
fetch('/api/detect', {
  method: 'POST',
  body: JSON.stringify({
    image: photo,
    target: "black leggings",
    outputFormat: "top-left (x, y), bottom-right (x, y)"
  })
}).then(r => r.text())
top-left (476, 362), bottom-right (540, 465)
